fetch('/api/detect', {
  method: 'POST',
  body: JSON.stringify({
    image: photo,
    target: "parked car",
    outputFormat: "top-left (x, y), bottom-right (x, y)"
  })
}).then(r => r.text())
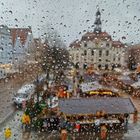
top-left (13, 84), bottom-right (36, 107)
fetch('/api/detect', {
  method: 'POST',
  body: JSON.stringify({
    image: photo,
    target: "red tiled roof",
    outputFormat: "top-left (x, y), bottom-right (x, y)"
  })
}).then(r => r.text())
top-left (69, 32), bottom-right (125, 48)
top-left (99, 32), bottom-right (110, 36)
top-left (81, 31), bottom-right (112, 41)
top-left (129, 44), bottom-right (140, 50)
top-left (10, 28), bottom-right (32, 46)
top-left (112, 41), bottom-right (124, 48)
top-left (69, 39), bottom-right (81, 48)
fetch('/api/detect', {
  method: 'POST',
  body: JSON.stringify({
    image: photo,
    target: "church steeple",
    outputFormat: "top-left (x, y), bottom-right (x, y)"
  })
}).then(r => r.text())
top-left (94, 8), bottom-right (102, 33)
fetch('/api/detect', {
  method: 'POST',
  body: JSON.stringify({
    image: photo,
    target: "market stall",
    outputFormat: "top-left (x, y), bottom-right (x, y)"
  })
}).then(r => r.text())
top-left (58, 98), bottom-right (137, 133)
top-left (80, 81), bottom-right (120, 97)
top-left (57, 85), bottom-right (71, 98)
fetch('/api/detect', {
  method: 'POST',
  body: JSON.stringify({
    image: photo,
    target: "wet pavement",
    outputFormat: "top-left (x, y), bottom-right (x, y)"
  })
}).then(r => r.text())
top-left (0, 68), bottom-right (42, 124)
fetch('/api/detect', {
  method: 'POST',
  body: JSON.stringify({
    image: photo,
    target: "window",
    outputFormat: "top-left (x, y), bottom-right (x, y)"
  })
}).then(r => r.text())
top-left (91, 50), bottom-right (94, 55)
top-left (106, 50), bottom-right (109, 56)
top-left (76, 54), bottom-right (79, 58)
top-left (99, 50), bottom-right (102, 57)
top-left (84, 50), bottom-right (87, 55)
top-left (83, 63), bottom-right (87, 69)
top-left (84, 43), bottom-right (87, 47)
top-left (106, 43), bottom-right (109, 47)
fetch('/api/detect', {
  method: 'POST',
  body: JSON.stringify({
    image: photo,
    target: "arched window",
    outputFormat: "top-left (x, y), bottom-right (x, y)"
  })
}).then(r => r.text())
top-left (91, 50), bottom-right (94, 55)
top-left (84, 50), bottom-right (87, 55)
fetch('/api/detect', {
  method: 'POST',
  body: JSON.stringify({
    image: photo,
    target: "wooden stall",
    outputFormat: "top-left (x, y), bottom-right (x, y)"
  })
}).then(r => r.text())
top-left (58, 98), bottom-right (137, 133)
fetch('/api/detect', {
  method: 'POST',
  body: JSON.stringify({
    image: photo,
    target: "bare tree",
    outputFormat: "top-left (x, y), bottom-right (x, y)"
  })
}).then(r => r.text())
top-left (128, 49), bottom-right (137, 70)
top-left (41, 31), bottom-right (69, 85)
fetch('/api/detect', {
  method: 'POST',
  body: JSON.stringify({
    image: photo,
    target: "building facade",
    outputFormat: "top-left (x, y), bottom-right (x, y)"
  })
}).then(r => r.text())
top-left (0, 25), bottom-right (13, 78)
top-left (10, 28), bottom-right (35, 68)
top-left (68, 9), bottom-right (126, 70)
top-left (0, 25), bottom-right (35, 78)
top-left (0, 25), bottom-right (13, 64)
top-left (126, 44), bottom-right (140, 70)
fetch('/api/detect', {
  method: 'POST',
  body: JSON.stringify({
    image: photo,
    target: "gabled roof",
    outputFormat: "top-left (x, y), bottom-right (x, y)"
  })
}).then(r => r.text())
top-left (59, 98), bottom-right (136, 115)
top-left (69, 39), bottom-right (81, 48)
top-left (69, 31), bottom-right (126, 49)
top-left (112, 41), bottom-right (125, 48)
top-left (81, 31), bottom-right (112, 41)
top-left (0, 25), bottom-right (10, 35)
top-left (128, 44), bottom-right (140, 51)
top-left (10, 28), bottom-right (32, 46)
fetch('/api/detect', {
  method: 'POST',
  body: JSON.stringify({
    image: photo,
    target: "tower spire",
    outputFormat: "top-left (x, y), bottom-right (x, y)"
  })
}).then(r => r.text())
top-left (94, 8), bottom-right (102, 33)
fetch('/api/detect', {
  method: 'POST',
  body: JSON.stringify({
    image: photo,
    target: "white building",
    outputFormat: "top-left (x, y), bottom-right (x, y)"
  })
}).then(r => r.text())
top-left (0, 25), bottom-right (13, 78)
top-left (68, 10), bottom-right (127, 70)
top-left (0, 25), bottom-right (13, 64)
top-left (10, 28), bottom-right (34, 69)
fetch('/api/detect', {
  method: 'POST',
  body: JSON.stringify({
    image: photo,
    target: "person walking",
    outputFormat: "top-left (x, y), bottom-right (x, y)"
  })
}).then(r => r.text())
top-left (61, 128), bottom-right (67, 140)
top-left (21, 114), bottom-right (31, 139)
top-left (100, 125), bottom-right (107, 140)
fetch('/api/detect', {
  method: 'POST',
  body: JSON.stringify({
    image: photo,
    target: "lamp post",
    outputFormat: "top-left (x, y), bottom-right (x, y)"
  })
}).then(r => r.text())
top-left (35, 60), bottom-right (42, 104)
top-left (36, 75), bottom-right (40, 104)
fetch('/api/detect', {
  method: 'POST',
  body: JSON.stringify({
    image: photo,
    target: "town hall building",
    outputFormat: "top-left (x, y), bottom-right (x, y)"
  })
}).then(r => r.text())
top-left (68, 9), bottom-right (127, 70)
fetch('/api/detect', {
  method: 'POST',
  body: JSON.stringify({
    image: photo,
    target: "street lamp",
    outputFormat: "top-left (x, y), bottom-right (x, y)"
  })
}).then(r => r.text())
top-left (35, 60), bottom-right (43, 104)
top-left (35, 74), bottom-right (40, 104)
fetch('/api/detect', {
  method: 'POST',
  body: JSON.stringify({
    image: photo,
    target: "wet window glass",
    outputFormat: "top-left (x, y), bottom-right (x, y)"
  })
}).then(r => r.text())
top-left (0, 0), bottom-right (140, 139)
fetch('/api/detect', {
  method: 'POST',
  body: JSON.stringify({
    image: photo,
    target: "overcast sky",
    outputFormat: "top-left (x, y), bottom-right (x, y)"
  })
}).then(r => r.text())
top-left (0, 0), bottom-right (140, 46)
